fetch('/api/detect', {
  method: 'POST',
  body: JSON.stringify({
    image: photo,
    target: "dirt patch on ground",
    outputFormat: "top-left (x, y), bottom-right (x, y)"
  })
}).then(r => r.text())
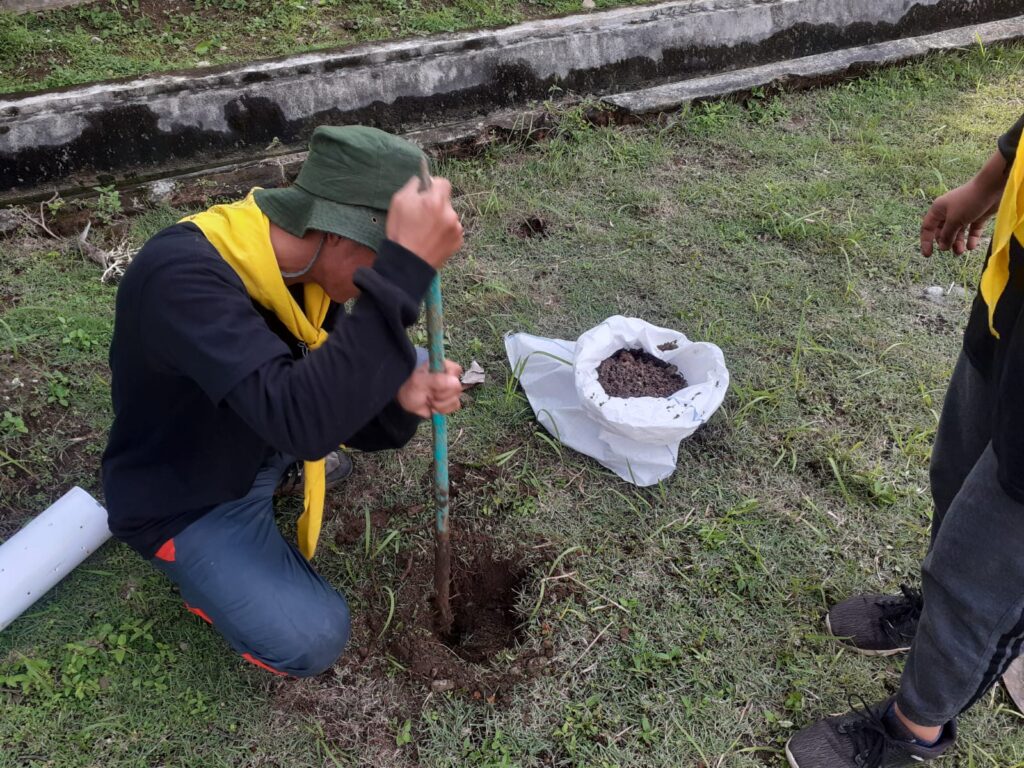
top-left (272, 663), bottom-right (414, 765)
top-left (441, 542), bottom-right (524, 664)
top-left (914, 311), bottom-right (955, 335)
top-left (513, 216), bottom-right (550, 239)
top-left (446, 460), bottom-right (499, 500)
top-left (135, 0), bottom-right (193, 22)
top-left (334, 507), bottom-right (395, 546)
top-left (597, 348), bottom-right (687, 398)
top-left (0, 353), bottom-right (105, 539)
top-left (332, 517), bottom-right (569, 702)
top-left (370, 531), bottom-right (544, 698)
top-left (0, 283), bottom-right (20, 313)
top-left (274, 526), bottom-right (572, 762)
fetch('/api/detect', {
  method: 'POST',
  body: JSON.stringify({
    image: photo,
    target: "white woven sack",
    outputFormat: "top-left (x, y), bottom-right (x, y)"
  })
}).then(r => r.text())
top-left (505, 316), bottom-right (729, 486)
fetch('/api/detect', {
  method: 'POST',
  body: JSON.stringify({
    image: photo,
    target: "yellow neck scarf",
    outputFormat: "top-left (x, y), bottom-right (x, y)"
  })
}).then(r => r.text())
top-left (981, 133), bottom-right (1024, 339)
top-left (182, 191), bottom-right (329, 559)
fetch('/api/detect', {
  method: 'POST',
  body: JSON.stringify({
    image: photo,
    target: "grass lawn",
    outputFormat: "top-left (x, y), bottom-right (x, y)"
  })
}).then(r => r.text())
top-left (3, 44), bottom-right (1024, 767)
top-left (0, 0), bottom-right (652, 94)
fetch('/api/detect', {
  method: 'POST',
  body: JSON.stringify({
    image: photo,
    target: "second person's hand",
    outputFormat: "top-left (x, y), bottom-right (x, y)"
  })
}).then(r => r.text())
top-left (920, 181), bottom-right (1001, 257)
top-left (920, 151), bottom-right (1009, 258)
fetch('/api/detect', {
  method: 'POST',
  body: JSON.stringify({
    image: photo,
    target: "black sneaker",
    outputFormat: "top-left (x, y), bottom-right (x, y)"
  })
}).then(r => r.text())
top-left (275, 451), bottom-right (354, 496)
top-left (786, 696), bottom-right (955, 768)
top-left (826, 585), bottom-right (923, 656)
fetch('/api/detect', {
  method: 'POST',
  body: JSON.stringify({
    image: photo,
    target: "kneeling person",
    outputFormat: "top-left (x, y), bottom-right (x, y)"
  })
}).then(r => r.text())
top-left (102, 126), bottom-right (464, 677)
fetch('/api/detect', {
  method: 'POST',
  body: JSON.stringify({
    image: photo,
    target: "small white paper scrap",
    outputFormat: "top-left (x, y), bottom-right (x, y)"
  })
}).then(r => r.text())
top-left (461, 360), bottom-right (486, 387)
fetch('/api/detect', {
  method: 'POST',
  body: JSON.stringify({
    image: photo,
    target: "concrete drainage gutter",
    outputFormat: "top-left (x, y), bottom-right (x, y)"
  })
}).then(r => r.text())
top-left (0, 0), bottom-right (88, 12)
top-left (2, 0), bottom-right (1024, 202)
top-left (604, 16), bottom-right (1024, 114)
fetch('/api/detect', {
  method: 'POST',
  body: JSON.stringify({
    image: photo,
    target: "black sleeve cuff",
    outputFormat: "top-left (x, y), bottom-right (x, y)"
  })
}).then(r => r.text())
top-left (371, 240), bottom-right (437, 305)
top-left (997, 113), bottom-right (1024, 162)
top-left (380, 399), bottom-right (424, 439)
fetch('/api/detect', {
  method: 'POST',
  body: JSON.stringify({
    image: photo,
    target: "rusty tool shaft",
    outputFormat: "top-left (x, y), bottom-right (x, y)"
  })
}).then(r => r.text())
top-left (420, 158), bottom-right (454, 634)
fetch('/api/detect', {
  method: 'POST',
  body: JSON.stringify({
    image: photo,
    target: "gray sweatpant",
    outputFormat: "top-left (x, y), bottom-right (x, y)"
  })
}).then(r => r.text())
top-left (897, 353), bottom-right (1024, 726)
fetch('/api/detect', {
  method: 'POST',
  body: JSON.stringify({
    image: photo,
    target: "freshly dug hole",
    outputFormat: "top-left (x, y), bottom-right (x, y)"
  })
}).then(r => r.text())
top-left (442, 548), bottom-right (526, 664)
top-left (514, 216), bottom-right (550, 239)
top-left (373, 531), bottom-right (538, 698)
top-left (597, 347), bottom-right (687, 398)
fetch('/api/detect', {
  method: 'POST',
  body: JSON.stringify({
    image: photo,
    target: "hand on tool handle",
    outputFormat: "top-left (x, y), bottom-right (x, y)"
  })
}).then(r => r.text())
top-left (386, 172), bottom-right (463, 270)
top-left (397, 360), bottom-right (464, 418)
top-left (391, 157), bottom-right (464, 419)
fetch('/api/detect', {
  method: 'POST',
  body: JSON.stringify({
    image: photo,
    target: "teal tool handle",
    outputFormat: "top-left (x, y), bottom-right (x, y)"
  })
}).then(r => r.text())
top-left (425, 275), bottom-right (450, 535)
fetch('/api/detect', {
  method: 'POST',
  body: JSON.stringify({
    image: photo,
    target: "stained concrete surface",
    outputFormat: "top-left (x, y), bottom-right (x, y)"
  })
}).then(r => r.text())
top-left (604, 16), bottom-right (1024, 114)
top-left (0, 0), bottom-right (88, 13)
top-left (2, 0), bottom-right (1023, 199)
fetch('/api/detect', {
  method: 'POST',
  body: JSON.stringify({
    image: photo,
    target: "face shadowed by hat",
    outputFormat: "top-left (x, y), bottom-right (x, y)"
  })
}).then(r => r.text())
top-left (254, 125), bottom-right (426, 253)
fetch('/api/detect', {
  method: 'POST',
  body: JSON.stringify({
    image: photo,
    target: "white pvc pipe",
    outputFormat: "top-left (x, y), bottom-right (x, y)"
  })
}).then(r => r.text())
top-left (0, 487), bottom-right (111, 632)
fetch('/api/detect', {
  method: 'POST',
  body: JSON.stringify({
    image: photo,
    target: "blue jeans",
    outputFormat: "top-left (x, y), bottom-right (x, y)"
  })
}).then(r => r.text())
top-left (150, 452), bottom-right (350, 677)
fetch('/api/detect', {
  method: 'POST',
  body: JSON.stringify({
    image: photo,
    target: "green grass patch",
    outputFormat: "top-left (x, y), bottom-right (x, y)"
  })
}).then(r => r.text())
top-left (3, 45), bottom-right (1024, 766)
top-left (0, 0), bottom-right (652, 94)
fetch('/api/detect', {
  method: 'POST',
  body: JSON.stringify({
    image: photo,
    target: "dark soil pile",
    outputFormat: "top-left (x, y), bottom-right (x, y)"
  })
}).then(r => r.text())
top-left (513, 216), bottom-right (549, 238)
top-left (597, 347), bottom-right (687, 398)
top-left (334, 507), bottom-right (396, 545)
top-left (385, 534), bottom-right (527, 683)
top-left (322, 463), bottom-right (575, 702)
top-left (273, 526), bottom-right (573, 757)
top-left (350, 529), bottom-right (553, 699)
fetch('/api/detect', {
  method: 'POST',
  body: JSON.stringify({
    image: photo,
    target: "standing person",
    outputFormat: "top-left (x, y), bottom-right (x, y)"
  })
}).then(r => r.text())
top-left (786, 111), bottom-right (1024, 767)
top-left (102, 126), bottom-right (465, 677)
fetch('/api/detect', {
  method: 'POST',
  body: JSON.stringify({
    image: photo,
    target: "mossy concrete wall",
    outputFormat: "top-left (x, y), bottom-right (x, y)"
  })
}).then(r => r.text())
top-left (1, 0), bottom-right (89, 13)
top-left (2, 0), bottom-right (1023, 199)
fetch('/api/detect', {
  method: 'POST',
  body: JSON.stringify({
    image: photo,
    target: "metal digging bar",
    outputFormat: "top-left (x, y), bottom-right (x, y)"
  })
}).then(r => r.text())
top-left (419, 159), bottom-right (454, 635)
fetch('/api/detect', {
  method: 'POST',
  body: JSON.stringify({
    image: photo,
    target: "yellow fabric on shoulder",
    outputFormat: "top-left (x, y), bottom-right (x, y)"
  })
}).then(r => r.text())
top-left (982, 132), bottom-right (1024, 339)
top-left (181, 191), bottom-right (329, 560)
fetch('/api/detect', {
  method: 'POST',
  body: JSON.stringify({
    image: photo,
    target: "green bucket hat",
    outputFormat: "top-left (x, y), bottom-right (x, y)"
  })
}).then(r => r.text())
top-left (254, 125), bottom-right (426, 253)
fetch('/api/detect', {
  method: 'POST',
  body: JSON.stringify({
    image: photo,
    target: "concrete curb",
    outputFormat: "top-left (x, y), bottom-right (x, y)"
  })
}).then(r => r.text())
top-left (53, 15), bottom-right (1014, 215)
top-left (0, 0), bottom-right (87, 12)
top-left (2, 0), bottom-right (1023, 200)
top-left (604, 15), bottom-right (1024, 114)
